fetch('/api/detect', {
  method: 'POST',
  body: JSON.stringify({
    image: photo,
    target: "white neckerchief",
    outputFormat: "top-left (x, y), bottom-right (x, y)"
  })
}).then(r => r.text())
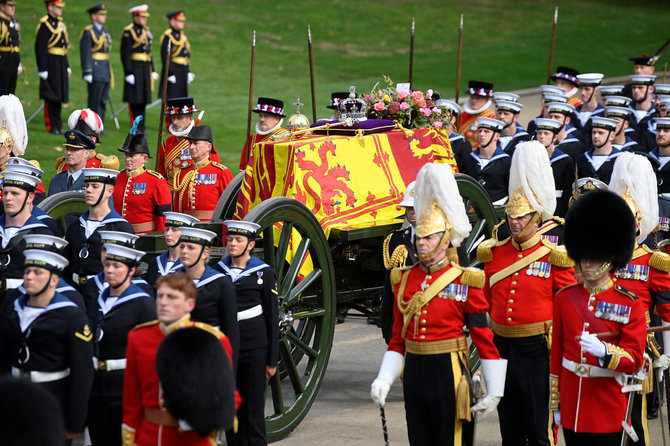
top-left (228, 266), bottom-right (244, 282)
top-left (84, 219), bottom-right (103, 239)
top-left (590, 154), bottom-right (609, 171)
top-left (19, 306), bottom-right (45, 333)
top-left (659, 156), bottom-right (670, 169)
top-left (463, 99), bottom-right (492, 115)
top-left (0, 226), bottom-right (20, 249)
top-left (255, 119), bottom-right (284, 136)
top-left (169, 120), bottom-right (195, 138)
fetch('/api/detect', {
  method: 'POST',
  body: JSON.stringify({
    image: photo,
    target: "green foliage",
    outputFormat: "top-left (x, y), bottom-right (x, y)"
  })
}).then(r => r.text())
top-left (14, 0), bottom-right (670, 183)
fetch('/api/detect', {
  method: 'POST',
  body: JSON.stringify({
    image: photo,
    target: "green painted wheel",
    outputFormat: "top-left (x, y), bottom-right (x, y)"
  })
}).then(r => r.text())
top-left (213, 171), bottom-right (245, 221)
top-left (243, 197), bottom-right (336, 442)
top-left (455, 173), bottom-right (498, 267)
top-left (37, 191), bottom-right (87, 234)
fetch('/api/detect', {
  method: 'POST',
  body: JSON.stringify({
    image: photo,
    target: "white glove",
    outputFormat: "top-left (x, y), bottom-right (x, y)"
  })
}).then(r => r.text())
top-left (67, 67), bottom-right (72, 77)
top-left (471, 395), bottom-right (500, 420)
top-left (167, 75), bottom-right (177, 84)
top-left (187, 72), bottom-right (195, 83)
top-left (17, 64), bottom-right (23, 75)
top-left (125, 74), bottom-right (135, 85)
top-left (580, 331), bottom-right (606, 358)
top-left (370, 351), bottom-right (404, 407)
top-left (83, 74), bottom-right (93, 84)
top-left (152, 72), bottom-right (159, 81)
top-left (553, 410), bottom-right (561, 428)
top-left (654, 354), bottom-right (670, 372)
top-left (38, 71), bottom-right (48, 80)
top-left (371, 378), bottom-right (391, 407)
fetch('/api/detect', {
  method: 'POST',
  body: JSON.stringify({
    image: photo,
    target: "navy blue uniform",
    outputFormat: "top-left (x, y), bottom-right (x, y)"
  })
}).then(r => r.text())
top-left (0, 214), bottom-right (53, 291)
top-left (459, 147), bottom-right (511, 204)
top-left (576, 148), bottom-right (622, 184)
top-left (550, 149), bottom-right (575, 218)
top-left (142, 252), bottom-right (184, 287)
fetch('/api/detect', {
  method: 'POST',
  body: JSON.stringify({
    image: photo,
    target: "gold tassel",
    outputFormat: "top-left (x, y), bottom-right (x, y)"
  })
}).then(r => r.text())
top-left (382, 233), bottom-right (393, 270)
top-left (447, 247), bottom-right (459, 264)
top-left (456, 374), bottom-right (472, 422)
top-left (355, 129), bottom-right (366, 147)
top-left (548, 245), bottom-right (575, 268)
top-left (650, 251), bottom-right (670, 273)
top-left (54, 155), bottom-right (66, 172)
top-left (395, 123), bottom-right (414, 139)
top-left (460, 267), bottom-right (485, 289)
top-left (491, 219), bottom-right (506, 241)
top-left (476, 239), bottom-right (496, 263)
top-left (390, 268), bottom-right (403, 287)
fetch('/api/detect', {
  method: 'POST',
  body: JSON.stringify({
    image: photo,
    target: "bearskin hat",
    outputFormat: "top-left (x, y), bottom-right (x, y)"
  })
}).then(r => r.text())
top-left (564, 189), bottom-right (635, 270)
top-left (155, 327), bottom-right (236, 437)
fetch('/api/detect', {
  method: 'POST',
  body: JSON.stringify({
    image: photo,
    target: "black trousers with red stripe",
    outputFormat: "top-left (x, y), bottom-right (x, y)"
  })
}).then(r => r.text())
top-left (44, 100), bottom-right (63, 133)
top-left (128, 103), bottom-right (146, 126)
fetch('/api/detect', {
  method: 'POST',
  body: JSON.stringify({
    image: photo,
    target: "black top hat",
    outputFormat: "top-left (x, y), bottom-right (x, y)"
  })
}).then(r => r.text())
top-left (165, 97), bottom-right (198, 116)
top-left (73, 119), bottom-right (101, 143)
top-left (63, 130), bottom-right (96, 151)
top-left (327, 92), bottom-right (351, 109)
top-left (253, 97), bottom-right (285, 117)
top-left (564, 189), bottom-right (635, 270)
top-left (629, 54), bottom-right (655, 67)
top-left (551, 66), bottom-right (580, 86)
top-left (156, 328), bottom-right (236, 435)
top-left (118, 133), bottom-right (150, 157)
top-left (87, 3), bottom-right (106, 14)
top-left (185, 125), bottom-right (213, 144)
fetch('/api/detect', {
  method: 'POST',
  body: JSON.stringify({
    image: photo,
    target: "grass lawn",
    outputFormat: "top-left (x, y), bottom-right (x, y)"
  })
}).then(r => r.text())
top-left (12, 0), bottom-right (670, 183)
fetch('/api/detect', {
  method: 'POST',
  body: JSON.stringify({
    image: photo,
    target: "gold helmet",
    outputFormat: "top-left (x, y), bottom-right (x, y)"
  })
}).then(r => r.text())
top-left (0, 95), bottom-right (27, 157)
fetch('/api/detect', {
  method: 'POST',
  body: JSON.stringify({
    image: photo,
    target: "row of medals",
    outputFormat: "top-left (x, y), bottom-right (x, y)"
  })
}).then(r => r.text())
top-left (527, 261), bottom-right (551, 278)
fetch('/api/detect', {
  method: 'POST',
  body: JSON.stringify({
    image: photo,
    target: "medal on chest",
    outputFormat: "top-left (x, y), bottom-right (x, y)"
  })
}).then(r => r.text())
top-left (614, 264), bottom-right (649, 281)
top-left (180, 147), bottom-right (192, 161)
top-left (196, 173), bottom-right (217, 185)
top-left (659, 217), bottom-right (670, 232)
top-left (594, 301), bottom-right (631, 324)
top-left (526, 261), bottom-right (551, 278)
top-left (257, 271), bottom-right (263, 285)
top-left (540, 234), bottom-right (559, 244)
top-left (440, 283), bottom-right (469, 302)
top-left (132, 183), bottom-right (146, 195)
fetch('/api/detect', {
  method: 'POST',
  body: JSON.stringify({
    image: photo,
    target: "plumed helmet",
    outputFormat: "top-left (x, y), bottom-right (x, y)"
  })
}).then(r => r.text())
top-left (0, 94), bottom-right (27, 156)
top-left (156, 328), bottom-right (236, 436)
top-left (564, 189), bottom-right (635, 270)
top-left (506, 141), bottom-right (557, 221)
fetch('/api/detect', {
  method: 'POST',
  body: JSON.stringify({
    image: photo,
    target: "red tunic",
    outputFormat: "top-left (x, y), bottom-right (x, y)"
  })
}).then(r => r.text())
top-left (456, 108), bottom-right (495, 151)
top-left (482, 236), bottom-right (576, 331)
top-left (388, 262), bottom-right (499, 360)
top-left (550, 281), bottom-right (646, 433)
top-left (122, 317), bottom-right (234, 446)
top-left (113, 168), bottom-right (172, 234)
top-left (157, 134), bottom-right (221, 189)
top-left (172, 158), bottom-right (232, 221)
top-left (238, 128), bottom-right (286, 171)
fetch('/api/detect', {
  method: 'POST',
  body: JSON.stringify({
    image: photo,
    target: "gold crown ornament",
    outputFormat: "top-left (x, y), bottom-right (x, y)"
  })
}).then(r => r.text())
top-left (0, 121), bottom-right (14, 155)
top-left (621, 190), bottom-right (642, 225)
top-left (505, 188), bottom-right (537, 219)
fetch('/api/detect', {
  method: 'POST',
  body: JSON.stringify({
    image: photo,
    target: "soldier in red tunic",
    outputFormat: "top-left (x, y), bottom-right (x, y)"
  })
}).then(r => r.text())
top-left (551, 189), bottom-right (647, 445)
top-left (478, 141), bottom-right (577, 446)
top-left (122, 272), bottom-right (235, 446)
top-left (371, 163), bottom-right (507, 446)
top-left (173, 125), bottom-right (232, 221)
top-left (156, 97), bottom-right (221, 188)
top-left (113, 117), bottom-right (171, 234)
top-left (239, 97), bottom-right (286, 171)
top-left (456, 80), bottom-right (496, 150)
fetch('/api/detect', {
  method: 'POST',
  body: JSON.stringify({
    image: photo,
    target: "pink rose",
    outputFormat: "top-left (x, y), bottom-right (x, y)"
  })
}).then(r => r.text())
top-left (418, 100), bottom-right (427, 108)
top-left (433, 121), bottom-right (443, 129)
top-left (421, 107), bottom-right (432, 117)
top-left (399, 102), bottom-right (410, 110)
top-left (397, 90), bottom-right (409, 100)
top-left (432, 107), bottom-right (441, 115)
top-left (411, 91), bottom-right (424, 101)
top-left (374, 101), bottom-right (387, 111)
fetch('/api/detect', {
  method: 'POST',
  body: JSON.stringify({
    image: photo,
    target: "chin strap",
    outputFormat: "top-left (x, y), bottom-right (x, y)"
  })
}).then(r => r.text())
top-left (480, 133), bottom-right (497, 149)
top-left (92, 185), bottom-right (107, 208)
top-left (231, 239), bottom-right (252, 259)
top-left (29, 271), bottom-right (54, 298)
top-left (184, 245), bottom-right (207, 268)
top-left (578, 261), bottom-right (612, 281)
top-left (634, 86), bottom-right (649, 104)
top-left (511, 212), bottom-right (541, 240)
top-left (7, 190), bottom-right (30, 218)
top-left (110, 266), bottom-right (134, 291)
top-left (583, 88), bottom-right (597, 107)
top-left (416, 231), bottom-right (450, 262)
top-left (593, 130), bottom-right (612, 149)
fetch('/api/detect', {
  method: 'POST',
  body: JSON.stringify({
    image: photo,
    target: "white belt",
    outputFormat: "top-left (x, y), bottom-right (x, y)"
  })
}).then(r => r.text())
top-left (555, 190), bottom-right (563, 198)
top-left (12, 367), bottom-right (70, 383)
top-left (72, 273), bottom-right (96, 285)
top-left (492, 196), bottom-right (508, 206)
top-left (93, 357), bottom-right (127, 371)
top-left (238, 304), bottom-right (263, 321)
top-left (661, 193), bottom-right (670, 200)
top-left (5, 278), bottom-right (23, 289)
top-left (562, 357), bottom-right (622, 379)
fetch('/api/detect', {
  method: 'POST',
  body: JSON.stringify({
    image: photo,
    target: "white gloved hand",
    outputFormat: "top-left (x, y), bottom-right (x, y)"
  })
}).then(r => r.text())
top-left (83, 74), bottom-right (93, 84)
top-left (370, 378), bottom-right (391, 407)
top-left (580, 331), bottom-right (606, 358)
top-left (471, 395), bottom-right (501, 420)
top-left (17, 64), bottom-right (23, 75)
top-left (167, 75), bottom-right (177, 84)
top-left (187, 72), bottom-right (195, 83)
top-left (654, 354), bottom-right (670, 371)
top-left (38, 71), bottom-right (48, 80)
top-left (67, 67), bottom-right (72, 77)
top-left (152, 72), bottom-right (159, 81)
top-left (125, 74), bottom-right (135, 85)
top-left (553, 410), bottom-right (561, 428)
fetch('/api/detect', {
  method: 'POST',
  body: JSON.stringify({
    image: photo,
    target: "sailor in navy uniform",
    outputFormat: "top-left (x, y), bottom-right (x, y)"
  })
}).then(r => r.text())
top-left (87, 243), bottom-right (155, 446)
top-left (628, 75), bottom-right (658, 151)
top-left (459, 117), bottom-right (511, 205)
top-left (495, 100), bottom-right (530, 155)
top-left (179, 226), bottom-right (239, 363)
top-left (576, 117), bottom-right (622, 184)
top-left (0, 171), bottom-right (53, 294)
top-left (606, 106), bottom-right (644, 153)
top-left (79, 231), bottom-right (154, 305)
top-left (216, 220), bottom-right (278, 446)
top-left (435, 99), bottom-right (471, 172)
top-left (535, 118), bottom-right (575, 217)
top-left (0, 249), bottom-right (93, 445)
top-left (574, 73), bottom-right (605, 130)
top-left (526, 86), bottom-right (566, 135)
top-left (63, 168), bottom-right (134, 289)
top-left (143, 211), bottom-right (199, 287)
top-left (650, 118), bottom-right (670, 196)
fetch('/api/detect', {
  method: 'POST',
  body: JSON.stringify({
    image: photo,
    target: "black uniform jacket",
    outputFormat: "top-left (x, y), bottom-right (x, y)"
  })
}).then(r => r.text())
top-left (86, 282), bottom-right (155, 399)
top-left (459, 146), bottom-right (511, 204)
top-left (80, 23), bottom-right (111, 82)
top-left (80, 271), bottom-right (155, 307)
top-left (0, 292), bottom-right (93, 433)
top-left (159, 27), bottom-right (190, 98)
top-left (120, 23), bottom-right (153, 104)
top-left (449, 132), bottom-right (472, 173)
top-left (143, 252), bottom-right (184, 287)
top-left (0, 214), bottom-right (53, 284)
top-left (576, 147), bottom-right (622, 185)
top-left (550, 148), bottom-right (575, 218)
top-left (35, 14), bottom-right (69, 103)
top-left (0, 10), bottom-right (21, 95)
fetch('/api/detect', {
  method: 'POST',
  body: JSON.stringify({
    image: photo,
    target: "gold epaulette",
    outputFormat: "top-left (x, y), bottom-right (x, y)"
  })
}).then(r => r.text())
top-left (383, 232), bottom-right (409, 270)
top-left (491, 219), bottom-right (506, 240)
top-left (550, 216), bottom-right (565, 225)
top-left (193, 321), bottom-right (226, 339)
top-left (80, 24), bottom-right (93, 39)
top-left (614, 285), bottom-right (637, 300)
top-left (212, 161), bottom-right (229, 171)
top-left (545, 242), bottom-right (575, 268)
top-left (146, 169), bottom-right (165, 179)
top-left (123, 23), bottom-right (134, 32)
top-left (451, 263), bottom-right (485, 289)
top-left (55, 155), bottom-right (66, 173)
top-left (133, 320), bottom-right (159, 330)
top-left (476, 238), bottom-right (506, 263)
top-left (390, 265), bottom-right (413, 288)
top-left (26, 159), bottom-right (41, 169)
top-left (649, 250), bottom-right (670, 273)
top-left (96, 153), bottom-right (119, 170)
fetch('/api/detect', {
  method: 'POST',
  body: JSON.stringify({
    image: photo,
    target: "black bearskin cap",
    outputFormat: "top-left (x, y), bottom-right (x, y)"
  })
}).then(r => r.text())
top-left (156, 327), bottom-right (235, 437)
top-left (564, 189), bottom-right (635, 270)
